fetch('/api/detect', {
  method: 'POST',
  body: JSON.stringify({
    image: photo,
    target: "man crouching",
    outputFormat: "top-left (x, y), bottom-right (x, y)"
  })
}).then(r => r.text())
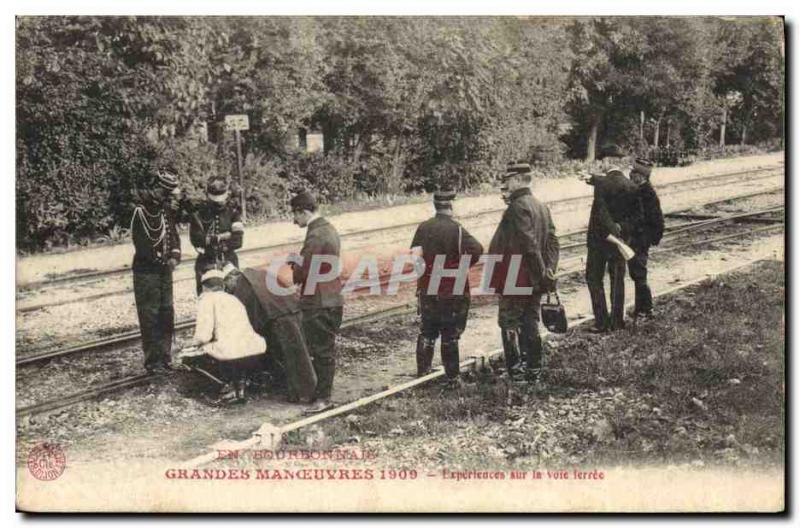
top-left (187, 269), bottom-right (267, 403)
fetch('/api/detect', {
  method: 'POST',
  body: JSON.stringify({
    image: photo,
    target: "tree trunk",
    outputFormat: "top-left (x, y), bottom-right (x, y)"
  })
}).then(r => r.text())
top-left (352, 134), bottom-right (364, 166)
top-left (653, 118), bottom-right (661, 148)
top-left (741, 124), bottom-right (747, 146)
top-left (719, 107), bottom-right (727, 147)
top-left (586, 114), bottom-right (600, 162)
top-left (665, 120), bottom-right (671, 148)
top-left (387, 136), bottom-right (405, 195)
top-left (639, 111), bottom-right (645, 145)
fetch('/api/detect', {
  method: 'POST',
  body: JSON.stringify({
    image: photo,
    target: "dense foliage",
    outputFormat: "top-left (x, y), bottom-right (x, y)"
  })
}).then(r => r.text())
top-left (16, 16), bottom-right (784, 250)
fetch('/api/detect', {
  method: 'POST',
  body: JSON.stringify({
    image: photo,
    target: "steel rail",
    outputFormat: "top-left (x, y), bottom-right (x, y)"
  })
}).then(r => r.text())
top-left (16, 181), bottom-right (784, 315)
top-left (16, 203), bottom-right (784, 367)
top-left (16, 220), bottom-right (783, 418)
top-left (18, 165), bottom-right (781, 293)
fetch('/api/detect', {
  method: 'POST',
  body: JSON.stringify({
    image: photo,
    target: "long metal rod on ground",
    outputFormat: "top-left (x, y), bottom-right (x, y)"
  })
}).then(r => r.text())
top-left (18, 166), bottom-right (782, 292)
top-left (181, 257), bottom-right (773, 469)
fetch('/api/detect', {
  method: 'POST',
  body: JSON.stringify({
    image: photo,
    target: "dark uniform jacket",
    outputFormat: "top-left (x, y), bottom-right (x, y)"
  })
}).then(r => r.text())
top-left (131, 194), bottom-right (181, 272)
top-left (410, 213), bottom-right (484, 297)
top-left (586, 170), bottom-right (643, 248)
top-left (488, 187), bottom-right (560, 294)
top-left (188, 201), bottom-right (244, 265)
top-left (231, 268), bottom-right (302, 333)
top-left (631, 182), bottom-right (664, 248)
top-left (293, 217), bottom-right (344, 310)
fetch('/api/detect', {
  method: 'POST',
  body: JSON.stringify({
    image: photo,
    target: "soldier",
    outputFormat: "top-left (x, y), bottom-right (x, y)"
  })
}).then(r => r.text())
top-left (628, 158), bottom-right (664, 320)
top-left (187, 178), bottom-right (244, 295)
top-left (223, 263), bottom-right (318, 404)
top-left (289, 190), bottom-right (343, 415)
top-left (130, 168), bottom-right (182, 374)
top-left (489, 163), bottom-right (559, 382)
top-left (410, 190), bottom-right (484, 382)
top-left (584, 145), bottom-right (642, 332)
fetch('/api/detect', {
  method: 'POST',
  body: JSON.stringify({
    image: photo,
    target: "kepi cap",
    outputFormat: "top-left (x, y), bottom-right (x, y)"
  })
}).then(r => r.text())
top-left (206, 178), bottom-right (229, 203)
top-left (433, 189), bottom-right (456, 206)
top-left (503, 162), bottom-right (532, 181)
top-left (156, 170), bottom-right (179, 191)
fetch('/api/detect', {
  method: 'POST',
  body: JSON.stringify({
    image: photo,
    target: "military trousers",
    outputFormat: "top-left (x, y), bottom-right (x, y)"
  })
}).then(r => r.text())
top-left (133, 268), bottom-right (175, 370)
top-left (498, 294), bottom-right (543, 371)
top-left (628, 244), bottom-right (653, 316)
top-left (302, 306), bottom-right (344, 401)
top-left (585, 244), bottom-right (626, 330)
top-left (417, 296), bottom-right (470, 378)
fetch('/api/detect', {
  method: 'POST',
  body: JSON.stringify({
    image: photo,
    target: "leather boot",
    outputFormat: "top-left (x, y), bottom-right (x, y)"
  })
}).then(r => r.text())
top-left (440, 339), bottom-right (461, 380)
top-left (501, 329), bottom-right (522, 377)
top-left (415, 335), bottom-right (435, 377)
top-left (525, 332), bottom-right (543, 382)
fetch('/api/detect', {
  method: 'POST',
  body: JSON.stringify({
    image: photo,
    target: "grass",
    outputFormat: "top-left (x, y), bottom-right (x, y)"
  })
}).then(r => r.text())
top-left (307, 260), bottom-right (784, 470)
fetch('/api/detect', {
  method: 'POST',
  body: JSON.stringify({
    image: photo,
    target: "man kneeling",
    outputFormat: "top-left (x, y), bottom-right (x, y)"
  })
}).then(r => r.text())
top-left (187, 269), bottom-right (267, 403)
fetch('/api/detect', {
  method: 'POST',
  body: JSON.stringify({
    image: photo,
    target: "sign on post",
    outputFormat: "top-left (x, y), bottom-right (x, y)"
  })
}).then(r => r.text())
top-left (225, 114), bottom-right (249, 222)
top-left (224, 114), bottom-right (250, 132)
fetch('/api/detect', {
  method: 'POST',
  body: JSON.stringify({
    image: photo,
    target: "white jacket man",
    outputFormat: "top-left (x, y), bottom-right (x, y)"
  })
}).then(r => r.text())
top-left (191, 270), bottom-right (266, 361)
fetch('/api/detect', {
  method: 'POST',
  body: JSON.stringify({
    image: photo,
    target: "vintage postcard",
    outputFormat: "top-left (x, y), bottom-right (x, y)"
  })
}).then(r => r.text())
top-left (14, 14), bottom-right (785, 512)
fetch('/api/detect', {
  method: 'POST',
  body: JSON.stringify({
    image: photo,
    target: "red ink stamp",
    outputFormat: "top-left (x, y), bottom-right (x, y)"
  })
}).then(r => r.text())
top-left (27, 443), bottom-right (66, 481)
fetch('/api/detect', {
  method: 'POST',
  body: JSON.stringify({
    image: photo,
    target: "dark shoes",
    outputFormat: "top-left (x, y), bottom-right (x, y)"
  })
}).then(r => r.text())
top-left (210, 384), bottom-right (246, 406)
top-left (525, 368), bottom-right (542, 384)
top-left (146, 362), bottom-right (173, 375)
top-left (303, 399), bottom-right (335, 415)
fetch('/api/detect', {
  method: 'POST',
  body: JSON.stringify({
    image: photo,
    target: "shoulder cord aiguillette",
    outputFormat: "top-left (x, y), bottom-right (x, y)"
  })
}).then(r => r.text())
top-left (130, 206), bottom-right (166, 246)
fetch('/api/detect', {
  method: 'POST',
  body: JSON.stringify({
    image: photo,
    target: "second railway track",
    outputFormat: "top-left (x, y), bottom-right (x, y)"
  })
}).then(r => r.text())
top-left (16, 205), bottom-right (784, 418)
top-left (16, 164), bottom-right (783, 307)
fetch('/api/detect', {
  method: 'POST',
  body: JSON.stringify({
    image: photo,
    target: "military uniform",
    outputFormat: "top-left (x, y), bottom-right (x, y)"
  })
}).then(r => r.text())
top-left (410, 190), bottom-right (484, 379)
top-left (585, 165), bottom-right (642, 331)
top-left (130, 172), bottom-right (182, 372)
top-left (225, 266), bottom-right (318, 403)
top-left (290, 191), bottom-right (343, 406)
top-left (188, 179), bottom-right (244, 294)
top-left (628, 159), bottom-right (664, 318)
top-left (488, 163), bottom-right (559, 379)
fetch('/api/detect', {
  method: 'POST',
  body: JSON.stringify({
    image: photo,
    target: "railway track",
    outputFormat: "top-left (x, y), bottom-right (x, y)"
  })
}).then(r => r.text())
top-left (15, 180), bottom-right (784, 317)
top-left (16, 207), bottom-right (784, 419)
top-left (17, 164), bottom-right (782, 302)
top-left (16, 201), bottom-right (784, 368)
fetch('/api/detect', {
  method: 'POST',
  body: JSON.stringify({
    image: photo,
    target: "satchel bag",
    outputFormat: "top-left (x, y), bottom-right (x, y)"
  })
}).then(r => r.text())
top-left (541, 290), bottom-right (568, 334)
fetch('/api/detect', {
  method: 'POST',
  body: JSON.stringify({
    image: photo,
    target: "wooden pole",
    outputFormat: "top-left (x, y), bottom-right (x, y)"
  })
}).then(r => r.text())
top-left (234, 129), bottom-right (246, 222)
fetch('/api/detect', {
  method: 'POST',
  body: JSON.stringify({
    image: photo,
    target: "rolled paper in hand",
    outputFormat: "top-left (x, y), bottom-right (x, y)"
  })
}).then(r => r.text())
top-left (606, 233), bottom-right (635, 261)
